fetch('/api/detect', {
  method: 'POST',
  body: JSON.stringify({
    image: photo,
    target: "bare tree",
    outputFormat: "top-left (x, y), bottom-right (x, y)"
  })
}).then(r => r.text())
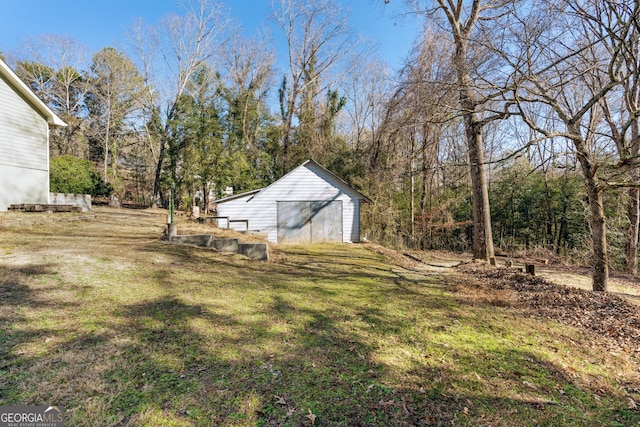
top-left (351, 28), bottom-right (459, 247)
top-left (508, 0), bottom-right (637, 291)
top-left (399, 0), bottom-right (517, 260)
top-left (405, 31), bottom-right (458, 246)
top-left (13, 35), bottom-right (91, 157)
top-left (220, 29), bottom-right (276, 153)
top-left (87, 47), bottom-right (145, 186)
top-left (591, 0), bottom-right (640, 275)
top-left (271, 0), bottom-right (353, 172)
top-left (128, 18), bottom-right (162, 162)
top-left (341, 51), bottom-right (389, 157)
top-left (135, 0), bottom-right (230, 206)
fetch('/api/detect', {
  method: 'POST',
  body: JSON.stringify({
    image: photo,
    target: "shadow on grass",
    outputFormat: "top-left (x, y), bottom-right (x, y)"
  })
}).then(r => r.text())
top-left (0, 264), bottom-right (81, 399)
top-left (396, 345), bottom-right (639, 426)
top-left (0, 264), bottom-right (56, 303)
top-left (99, 292), bottom-right (383, 425)
top-left (0, 240), bottom-right (638, 426)
top-left (98, 244), bottom-right (638, 425)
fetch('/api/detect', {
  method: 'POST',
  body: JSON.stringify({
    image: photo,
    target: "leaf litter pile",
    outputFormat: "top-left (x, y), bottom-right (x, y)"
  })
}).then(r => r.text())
top-left (456, 263), bottom-right (640, 356)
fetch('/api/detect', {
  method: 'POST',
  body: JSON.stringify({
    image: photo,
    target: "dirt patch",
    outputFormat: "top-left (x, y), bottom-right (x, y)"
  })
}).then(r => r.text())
top-left (365, 243), bottom-right (468, 272)
top-left (540, 268), bottom-right (640, 303)
top-left (371, 244), bottom-right (640, 306)
top-left (497, 260), bottom-right (640, 305)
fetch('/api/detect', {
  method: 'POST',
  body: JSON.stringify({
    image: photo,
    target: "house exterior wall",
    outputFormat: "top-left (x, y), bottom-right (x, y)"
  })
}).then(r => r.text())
top-left (216, 162), bottom-right (363, 244)
top-left (0, 72), bottom-right (50, 211)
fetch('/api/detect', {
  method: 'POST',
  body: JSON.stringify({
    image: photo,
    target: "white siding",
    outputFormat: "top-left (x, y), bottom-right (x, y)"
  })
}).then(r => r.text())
top-left (215, 193), bottom-right (257, 230)
top-left (0, 164), bottom-right (49, 210)
top-left (0, 73), bottom-right (50, 210)
top-left (217, 191), bottom-right (279, 240)
top-left (217, 162), bottom-right (364, 244)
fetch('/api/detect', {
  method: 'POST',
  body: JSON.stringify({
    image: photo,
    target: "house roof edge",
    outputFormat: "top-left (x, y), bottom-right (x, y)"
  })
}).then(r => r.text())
top-left (0, 58), bottom-right (67, 127)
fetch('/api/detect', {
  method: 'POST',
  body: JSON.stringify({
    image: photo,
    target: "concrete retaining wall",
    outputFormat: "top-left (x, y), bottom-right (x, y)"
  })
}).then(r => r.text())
top-left (165, 227), bottom-right (268, 261)
top-left (49, 193), bottom-right (91, 212)
top-left (169, 234), bottom-right (213, 247)
top-left (238, 243), bottom-right (269, 261)
top-left (211, 238), bottom-right (239, 252)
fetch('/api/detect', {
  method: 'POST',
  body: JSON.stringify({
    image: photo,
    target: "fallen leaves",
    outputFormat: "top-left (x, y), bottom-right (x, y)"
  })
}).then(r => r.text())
top-left (271, 395), bottom-right (297, 419)
top-left (457, 264), bottom-right (640, 355)
top-left (305, 409), bottom-right (317, 425)
top-left (378, 399), bottom-right (395, 407)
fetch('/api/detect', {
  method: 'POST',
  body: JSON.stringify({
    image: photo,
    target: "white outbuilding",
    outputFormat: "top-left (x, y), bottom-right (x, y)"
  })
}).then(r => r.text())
top-left (0, 58), bottom-right (66, 211)
top-left (214, 159), bottom-right (371, 244)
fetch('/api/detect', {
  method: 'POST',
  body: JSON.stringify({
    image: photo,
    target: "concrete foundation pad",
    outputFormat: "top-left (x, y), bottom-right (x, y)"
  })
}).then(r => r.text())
top-left (238, 243), bottom-right (269, 261)
top-left (210, 238), bottom-right (239, 252)
top-left (170, 234), bottom-right (213, 247)
top-left (9, 203), bottom-right (83, 213)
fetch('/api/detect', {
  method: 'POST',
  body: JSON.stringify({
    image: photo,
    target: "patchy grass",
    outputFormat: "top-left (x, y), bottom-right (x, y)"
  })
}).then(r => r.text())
top-left (0, 207), bottom-right (638, 426)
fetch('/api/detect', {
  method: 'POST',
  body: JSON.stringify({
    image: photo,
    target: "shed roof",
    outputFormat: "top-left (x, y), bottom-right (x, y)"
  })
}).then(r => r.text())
top-left (214, 159), bottom-right (372, 204)
top-left (214, 189), bottom-right (261, 204)
top-left (0, 58), bottom-right (67, 127)
top-left (296, 159), bottom-right (372, 203)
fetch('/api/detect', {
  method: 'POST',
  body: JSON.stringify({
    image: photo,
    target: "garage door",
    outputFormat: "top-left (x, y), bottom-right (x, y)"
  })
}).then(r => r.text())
top-left (277, 201), bottom-right (343, 244)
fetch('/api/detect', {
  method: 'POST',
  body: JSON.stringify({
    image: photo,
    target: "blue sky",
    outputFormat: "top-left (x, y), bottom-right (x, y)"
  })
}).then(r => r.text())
top-left (0, 0), bottom-right (421, 71)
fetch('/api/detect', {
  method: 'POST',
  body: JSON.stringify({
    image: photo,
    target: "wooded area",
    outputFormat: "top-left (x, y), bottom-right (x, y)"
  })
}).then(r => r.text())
top-left (3, 0), bottom-right (640, 291)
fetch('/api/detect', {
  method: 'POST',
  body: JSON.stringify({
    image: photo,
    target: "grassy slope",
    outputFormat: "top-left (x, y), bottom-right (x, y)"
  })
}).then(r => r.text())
top-left (0, 208), bottom-right (638, 426)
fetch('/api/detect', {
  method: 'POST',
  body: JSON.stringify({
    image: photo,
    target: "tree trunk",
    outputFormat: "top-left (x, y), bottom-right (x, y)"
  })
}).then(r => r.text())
top-left (543, 172), bottom-right (553, 245)
top-left (420, 142), bottom-right (429, 215)
top-left (626, 124), bottom-right (640, 275)
top-left (556, 197), bottom-right (568, 255)
top-left (627, 186), bottom-right (639, 276)
top-left (152, 105), bottom-right (178, 208)
top-left (585, 177), bottom-right (609, 291)
top-left (282, 117), bottom-right (292, 174)
top-left (574, 139), bottom-right (609, 291)
top-left (453, 35), bottom-right (495, 261)
top-left (410, 130), bottom-right (416, 243)
top-left (466, 118), bottom-right (495, 260)
top-left (104, 111), bottom-right (111, 184)
top-left (152, 136), bottom-right (166, 208)
top-left (280, 88), bottom-right (296, 175)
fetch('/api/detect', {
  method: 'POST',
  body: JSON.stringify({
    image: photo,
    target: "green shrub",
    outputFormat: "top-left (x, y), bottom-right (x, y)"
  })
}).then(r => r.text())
top-left (50, 155), bottom-right (112, 197)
